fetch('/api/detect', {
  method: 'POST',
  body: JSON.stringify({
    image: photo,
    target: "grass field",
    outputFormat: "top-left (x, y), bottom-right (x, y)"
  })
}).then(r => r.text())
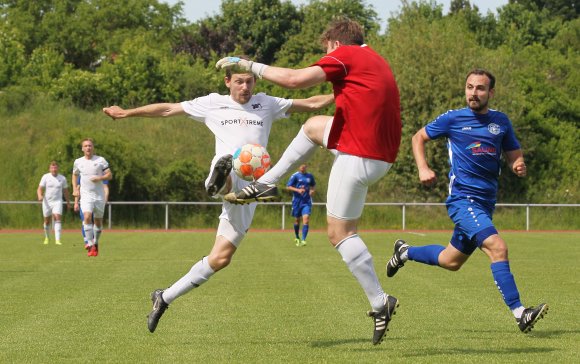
top-left (0, 231), bottom-right (578, 363)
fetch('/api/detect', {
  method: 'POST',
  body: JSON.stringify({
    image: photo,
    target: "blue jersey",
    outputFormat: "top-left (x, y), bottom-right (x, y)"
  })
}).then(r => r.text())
top-left (287, 172), bottom-right (316, 207)
top-left (425, 108), bottom-right (520, 201)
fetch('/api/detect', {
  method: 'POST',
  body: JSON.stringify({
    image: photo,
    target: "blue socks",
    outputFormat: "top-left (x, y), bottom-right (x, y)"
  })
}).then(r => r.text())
top-left (302, 224), bottom-right (309, 241)
top-left (408, 245), bottom-right (445, 266)
top-left (491, 261), bottom-right (522, 310)
top-left (294, 223), bottom-right (300, 239)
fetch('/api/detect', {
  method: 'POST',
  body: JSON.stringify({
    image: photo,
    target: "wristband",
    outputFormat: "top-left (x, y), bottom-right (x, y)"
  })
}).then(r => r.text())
top-left (250, 62), bottom-right (268, 79)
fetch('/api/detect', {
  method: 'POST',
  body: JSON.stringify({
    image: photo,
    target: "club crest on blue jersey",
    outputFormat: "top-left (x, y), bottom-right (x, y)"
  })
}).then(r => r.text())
top-left (488, 123), bottom-right (500, 135)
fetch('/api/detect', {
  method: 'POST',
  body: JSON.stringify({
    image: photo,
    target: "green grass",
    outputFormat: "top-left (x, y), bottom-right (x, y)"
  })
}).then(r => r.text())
top-left (0, 231), bottom-right (578, 363)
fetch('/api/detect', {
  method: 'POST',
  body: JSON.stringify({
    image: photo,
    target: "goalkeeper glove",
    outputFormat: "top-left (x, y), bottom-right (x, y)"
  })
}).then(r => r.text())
top-left (215, 57), bottom-right (268, 79)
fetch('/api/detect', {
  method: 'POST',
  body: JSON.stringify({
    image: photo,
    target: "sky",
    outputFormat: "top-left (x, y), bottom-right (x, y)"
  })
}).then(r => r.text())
top-left (161, 0), bottom-right (509, 29)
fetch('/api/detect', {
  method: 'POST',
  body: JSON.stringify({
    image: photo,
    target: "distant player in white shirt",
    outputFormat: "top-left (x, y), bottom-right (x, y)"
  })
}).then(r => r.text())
top-left (103, 62), bottom-right (333, 333)
top-left (37, 161), bottom-right (70, 245)
top-left (72, 138), bottom-right (112, 257)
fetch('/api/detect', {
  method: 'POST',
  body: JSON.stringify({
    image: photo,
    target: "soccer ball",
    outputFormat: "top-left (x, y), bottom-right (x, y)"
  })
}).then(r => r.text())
top-left (232, 144), bottom-right (271, 181)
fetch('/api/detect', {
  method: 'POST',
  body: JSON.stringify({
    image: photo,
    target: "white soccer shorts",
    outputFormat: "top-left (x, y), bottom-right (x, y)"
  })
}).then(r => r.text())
top-left (326, 152), bottom-right (392, 220)
top-left (80, 199), bottom-right (106, 219)
top-left (42, 200), bottom-right (63, 217)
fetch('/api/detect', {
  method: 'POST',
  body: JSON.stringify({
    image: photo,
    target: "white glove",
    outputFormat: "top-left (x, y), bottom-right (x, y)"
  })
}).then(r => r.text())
top-left (215, 57), bottom-right (268, 79)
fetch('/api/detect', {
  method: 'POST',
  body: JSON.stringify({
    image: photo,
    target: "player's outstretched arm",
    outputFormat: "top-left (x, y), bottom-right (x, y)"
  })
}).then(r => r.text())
top-left (216, 56), bottom-right (326, 89)
top-left (102, 103), bottom-right (185, 120)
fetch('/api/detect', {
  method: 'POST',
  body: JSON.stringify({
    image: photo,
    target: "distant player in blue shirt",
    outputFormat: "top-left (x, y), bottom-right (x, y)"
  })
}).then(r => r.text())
top-left (386, 69), bottom-right (548, 333)
top-left (286, 164), bottom-right (316, 246)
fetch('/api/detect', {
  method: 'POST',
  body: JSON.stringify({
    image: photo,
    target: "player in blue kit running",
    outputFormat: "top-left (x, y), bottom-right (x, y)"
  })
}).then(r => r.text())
top-left (286, 164), bottom-right (316, 246)
top-left (386, 69), bottom-right (548, 333)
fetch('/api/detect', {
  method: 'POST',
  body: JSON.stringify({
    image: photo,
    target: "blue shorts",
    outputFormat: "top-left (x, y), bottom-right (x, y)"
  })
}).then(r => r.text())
top-left (292, 204), bottom-right (312, 218)
top-left (446, 195), bottom-right (498, 255)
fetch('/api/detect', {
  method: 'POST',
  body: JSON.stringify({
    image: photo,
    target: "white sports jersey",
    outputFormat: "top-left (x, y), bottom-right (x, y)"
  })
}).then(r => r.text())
top-left (181, 93), bottom-right (293, 156)
top-left (182, 92), bottom-right (293, 235)
top-left (39, 173), bottom-right (68, 203)
top-left (73, 155), bottom-right (110, 201)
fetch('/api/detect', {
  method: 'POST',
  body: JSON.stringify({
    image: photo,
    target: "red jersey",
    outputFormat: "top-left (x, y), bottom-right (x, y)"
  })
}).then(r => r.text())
top-left (314, 45), bottom-right (401, 163)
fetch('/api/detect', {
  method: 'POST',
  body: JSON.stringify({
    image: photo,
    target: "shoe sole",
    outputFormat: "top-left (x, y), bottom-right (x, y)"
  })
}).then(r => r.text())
top-left (207, 155), bottom-right (233, 197)
top-left (522, 304), bottom-right (549, 333)
top-left (224, 194), bottom-right (281, 205)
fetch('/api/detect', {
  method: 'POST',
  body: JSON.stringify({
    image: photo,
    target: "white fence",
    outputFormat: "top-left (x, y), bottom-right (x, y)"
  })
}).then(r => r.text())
top-left (2, 201), bottom-right (579, 231)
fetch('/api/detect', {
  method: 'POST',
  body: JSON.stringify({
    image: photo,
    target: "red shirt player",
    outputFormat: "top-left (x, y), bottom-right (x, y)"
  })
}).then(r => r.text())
top-left (218, 18), bottom-right (401, 346)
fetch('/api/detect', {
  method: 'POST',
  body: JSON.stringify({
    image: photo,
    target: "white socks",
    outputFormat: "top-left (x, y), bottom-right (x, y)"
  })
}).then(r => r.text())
top-left (54, 221), bottom-right (61, 240)
top-left (512, 306), bottom-right (525, 319)
top-left (84, 224), bottom-right (94, 246)
top-left (94, 226), bottom-right (102, 245)
top-left (259, 127), bottom-right (318, 185)
top-left (162, 257), bottom-right (215, 304)
top-left (43, 224), bottom-right (50, 238)
top-left (336, 235), bottom-right (386, 312)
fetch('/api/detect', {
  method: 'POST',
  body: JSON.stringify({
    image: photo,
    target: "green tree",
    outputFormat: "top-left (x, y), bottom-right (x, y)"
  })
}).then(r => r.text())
top-left (275, 0), bottom-right (379, 67)
top-left (176, 0), bottom-right (302, 64)
top-left (378, 1), bottom-right (481, 201)
top-left (508, 0), bottom-right (579, 21)
top-left (0, 26), bottom-right (26, 87)
top-left (0, 0), bottom-right (184, 68)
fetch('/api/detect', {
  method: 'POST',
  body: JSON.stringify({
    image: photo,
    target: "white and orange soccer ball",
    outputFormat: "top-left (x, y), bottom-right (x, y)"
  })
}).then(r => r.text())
top-left (232, 144), bottom-right (271, 181)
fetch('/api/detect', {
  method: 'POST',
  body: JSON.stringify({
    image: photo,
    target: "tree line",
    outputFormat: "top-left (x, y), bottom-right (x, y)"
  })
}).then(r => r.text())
top-left (0, 0), bottom-right (578, 205)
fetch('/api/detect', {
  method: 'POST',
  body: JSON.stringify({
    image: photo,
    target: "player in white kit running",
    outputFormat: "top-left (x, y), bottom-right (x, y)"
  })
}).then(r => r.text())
top-left (37, 161), bottom-right (70, 245)
top-left (102, 63), bottom-right (333, 333)
top-left (72, 138), bottom-right (112, 257)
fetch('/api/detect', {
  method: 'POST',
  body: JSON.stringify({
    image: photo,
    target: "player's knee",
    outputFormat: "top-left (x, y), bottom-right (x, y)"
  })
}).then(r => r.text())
top-left (303, 116), bottom-right (329, 144)
top-left (209, 255), bottom-right (231, 272)
top-left (482, 235), bottom-right (509, 261)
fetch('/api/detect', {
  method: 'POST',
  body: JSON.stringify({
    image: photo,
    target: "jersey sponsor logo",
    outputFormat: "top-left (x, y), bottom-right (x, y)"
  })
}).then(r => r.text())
top-left (488, 123), bottom-right (500, 135)
top-left (465, 141), bottom-right (496, 155)
top-left (462, 126), bottom-right (472, 131)
top-left (220, 117), bottom-right (263, 127)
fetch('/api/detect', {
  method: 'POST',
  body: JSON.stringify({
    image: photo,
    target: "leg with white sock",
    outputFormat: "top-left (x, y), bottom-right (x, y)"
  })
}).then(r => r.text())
top-left (93, 220), bottom-right (102, 245)
top-left (83, 224), bottom-right (94, 245)
top-left (335, 234), bottom-right (386, 311)
top-left (148, 231), bottom-right (241, 333)
top-left (259, 126), bottom-right (319, 185)
top-left (43, 225), bottom-right (50, 238)
top-left (162, 256), bottom-right (216, 304)
top-left (54, 219), bottom-right (62, 244)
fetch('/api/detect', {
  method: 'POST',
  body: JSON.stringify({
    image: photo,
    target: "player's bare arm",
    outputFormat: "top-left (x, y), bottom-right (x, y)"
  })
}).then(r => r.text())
top-left (64, 187), bottom-right (71, 208)
top-left (37, 186), bottom-right (44, 201)
top-left (216, 57), bottom-right (326, 89)
top-left (412, 127), bottom-right (437, 186)
top-left (72, 173), bottom-right (79, 197)
top-left (289, 94), bottom-right (334, 113)
top-left (103, 103), bottom-right (185, 119)
top-left (505, 149), bottom-right (526, 177)
top-left (261, 65), bottom-right (327, 89)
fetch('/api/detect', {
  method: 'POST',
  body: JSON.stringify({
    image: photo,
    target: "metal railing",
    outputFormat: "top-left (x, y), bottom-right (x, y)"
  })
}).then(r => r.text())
top-left (2, 201), bottom-right (578, 231)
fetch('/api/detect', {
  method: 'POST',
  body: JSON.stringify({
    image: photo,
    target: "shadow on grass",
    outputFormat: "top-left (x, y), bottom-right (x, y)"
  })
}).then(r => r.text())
top-left (310, 337), bottom-right (404, 348)
top-left (402, 346), bottom-right (557, 358)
